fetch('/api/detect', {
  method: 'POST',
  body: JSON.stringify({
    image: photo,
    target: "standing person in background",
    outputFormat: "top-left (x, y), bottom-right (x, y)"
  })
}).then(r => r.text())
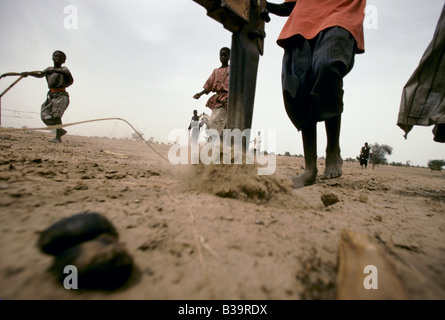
top-left (188, 109), bottom-right (201, 146)
top-left (22, 50), bottom-right (74, 143)
top-left (266, 0), bottom-right (366, 188)
top-left (193, 47), bottom-right (230, 139)
top-left (359, 142), bottom-right (371, 169)
top-left (252, 131), bottom-right (262, 159)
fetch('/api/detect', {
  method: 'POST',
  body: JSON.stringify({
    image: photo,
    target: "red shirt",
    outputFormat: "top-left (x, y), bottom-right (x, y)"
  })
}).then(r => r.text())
top-left (203, 66), bottom-right (229, 110)
top-left (277, 0), bottom-right (366, 53)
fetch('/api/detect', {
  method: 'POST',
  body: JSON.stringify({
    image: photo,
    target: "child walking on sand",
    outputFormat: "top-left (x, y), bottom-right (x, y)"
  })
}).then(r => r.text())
top-left (22, 50), bottom-right (74, 143)
top-left (266, 1), bottom-right (366, 188)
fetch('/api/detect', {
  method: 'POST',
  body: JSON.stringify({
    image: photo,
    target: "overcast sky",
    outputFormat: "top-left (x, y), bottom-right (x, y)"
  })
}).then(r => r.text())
top-left (1, 0), bottom-right (444, 166)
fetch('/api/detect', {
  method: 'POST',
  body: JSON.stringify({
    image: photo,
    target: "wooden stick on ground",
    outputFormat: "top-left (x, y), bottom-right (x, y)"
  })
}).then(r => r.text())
top-left (336, 229), bottom-right (409, 300)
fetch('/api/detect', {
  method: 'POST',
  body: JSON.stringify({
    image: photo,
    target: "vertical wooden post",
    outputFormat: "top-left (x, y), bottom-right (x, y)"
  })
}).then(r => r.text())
top-left (192, 0), bottom-right (269, 138)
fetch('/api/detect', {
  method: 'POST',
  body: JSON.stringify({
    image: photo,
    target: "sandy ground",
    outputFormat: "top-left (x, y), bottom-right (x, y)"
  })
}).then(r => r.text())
top-left (0, 129), bottom-right (444, 300)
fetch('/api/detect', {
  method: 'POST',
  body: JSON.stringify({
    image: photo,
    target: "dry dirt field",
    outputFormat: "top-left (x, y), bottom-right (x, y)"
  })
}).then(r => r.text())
top-left (0, 130), bottom-right (444, 300)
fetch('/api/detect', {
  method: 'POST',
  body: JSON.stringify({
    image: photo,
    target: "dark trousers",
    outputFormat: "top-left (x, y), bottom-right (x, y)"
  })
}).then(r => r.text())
top-left (41, 117), bottom-right (62, 127)
top-left (282, 26), bottom-right (357, 130)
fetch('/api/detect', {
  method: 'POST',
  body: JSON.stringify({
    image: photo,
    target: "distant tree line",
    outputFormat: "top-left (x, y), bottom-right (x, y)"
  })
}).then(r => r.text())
top-left (278, 144), bottom-right (442, 171)
top-left (428, 159), bottom-right (444, 174)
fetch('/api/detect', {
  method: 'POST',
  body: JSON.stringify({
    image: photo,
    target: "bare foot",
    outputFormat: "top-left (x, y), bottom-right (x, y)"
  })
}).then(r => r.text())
top-left (292, 168), bottom-right (317, 189)
top-left (321, 152), bottom-right (343, 180)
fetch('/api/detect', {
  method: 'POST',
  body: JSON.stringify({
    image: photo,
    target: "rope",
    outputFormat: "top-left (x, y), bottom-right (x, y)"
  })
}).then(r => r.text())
top-left (1, 76), bottom-right (25, 98)
top-left (0, 71), bottom-right (43, 98)
top-left (0, 117), bottom-right (169, 162)
top-left (0, 71), bottom-right (43, 79)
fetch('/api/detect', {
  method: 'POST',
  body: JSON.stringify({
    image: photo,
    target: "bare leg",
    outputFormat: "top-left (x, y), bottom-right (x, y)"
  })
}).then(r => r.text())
top-left (49, 118), bottom-right (66, 143)
top-left (321, 115), bottom-right (343, 179)
top-left (57, 128), bottom-right (67, 139)
top-left (292, 123), bottom-right (318, 189)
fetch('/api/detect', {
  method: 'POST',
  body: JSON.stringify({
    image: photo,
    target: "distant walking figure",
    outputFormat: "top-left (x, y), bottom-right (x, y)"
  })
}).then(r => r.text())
top-left (188, 109), bottom-right (201, 146)
top-left (359, 142), bottom-right (371, 169)
top-left (252, 131), bottom-right (262, 158)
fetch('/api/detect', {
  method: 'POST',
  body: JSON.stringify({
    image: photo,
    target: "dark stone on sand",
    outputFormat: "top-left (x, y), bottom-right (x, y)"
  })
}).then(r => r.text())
top-left (38, 212), bottom-right (135, 290)
top-left (37, 212), bottom-right (118, 255)
top-left (51, 234), bottom-right (134, 290)
top-left (321, 193), bottom-right (340, 207)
